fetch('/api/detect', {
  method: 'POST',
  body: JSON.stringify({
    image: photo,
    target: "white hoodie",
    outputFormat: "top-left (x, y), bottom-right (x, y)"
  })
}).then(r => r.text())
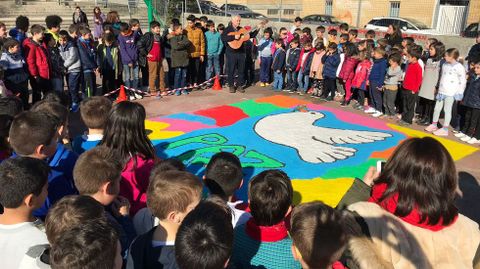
top-left (438, 61), bottom-right (467, 96)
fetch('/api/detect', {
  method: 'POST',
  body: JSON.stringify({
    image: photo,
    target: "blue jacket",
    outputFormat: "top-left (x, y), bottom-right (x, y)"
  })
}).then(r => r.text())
top-left (77, 37), bottom-right (97, 71)
top-left (286, 47), bottom-right (300, 71)
top-left (322, 52), bottom-right (341, 79)
top-left (369, 58), bottom-right (388, 85)
top-left (118, 31), bottom-right (139, 65)
top-left (464, 75), bottom-right (480, 109)
top-left (205, 31), bottom-right (223, 56)
top-left (258, 38), bottom-right (273, 58)
top-left (0, 51), bottom-right (29, 84)
top-left (272, 48), bottom-right (286, 71)
top-left (72, 134), bottom-right (101, 154)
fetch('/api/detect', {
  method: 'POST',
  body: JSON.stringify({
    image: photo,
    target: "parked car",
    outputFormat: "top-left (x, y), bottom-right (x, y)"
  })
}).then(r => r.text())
top-left (237, 11), bottom-right (267, 19)
top-left (302, 14), bottom-right (344, 27)
top-left (365, 17), bottom-right (439, 35)
top-left (462, 22), bottom-right (479, 38)
top-left (219, 4), bottom-right (252, 13)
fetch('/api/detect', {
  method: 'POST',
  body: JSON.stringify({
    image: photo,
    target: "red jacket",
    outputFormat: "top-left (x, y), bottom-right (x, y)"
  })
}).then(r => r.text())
top-left (339, 56), bottom-right (359, 81)
top-left (352, 59), bottom-right (372, 90)
top-left (403, 61), bottom-right (423, 93)
top-left (23, 38), bottom-right (50, 79)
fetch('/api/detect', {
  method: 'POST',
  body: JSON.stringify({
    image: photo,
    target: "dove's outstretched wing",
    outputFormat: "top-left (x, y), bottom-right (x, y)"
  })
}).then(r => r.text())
top-left (311, 127), bottom-right (392, 145)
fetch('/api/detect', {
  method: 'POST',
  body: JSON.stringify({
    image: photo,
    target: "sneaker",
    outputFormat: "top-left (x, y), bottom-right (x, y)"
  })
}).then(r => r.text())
top-left (398, 120), bottom-right (411, 126)
top-left (372, 111), bottom-right (383, 118)
top-left (282, 89), bottom-right (290, 92)
top-left (265, 83), bottom-right (270, 86)
top-left (364, 107), bottom-right (376, 114)
top-left (70, 103), bottom-right (79, 113)
top-left (467, 137), bottom-right (480, 145)
top-left (461, 135), bottom-right (473, 142)
top-left (229, 87), bottom-right (236, 93)
top-left (175, 90), bottom-right (181, 96)
top-left (161, 91), bottom-right (169, 96)
top-left (454, 132), bottom-right (466, 138)
top-left (298, 91), bottom-right (304, 96)
top-left (313, 94), bottom-right (321, 99)
top-left (260, 83), bottom-right (266, 87)
top-left (326, 96), bottom-right (334, 101)
top-left (181, 90), bottom-right (189, 95)
top-left (425, 124), bottom-right (439, 133)
top-left (354, 104), bottom-right (363, 110)
top-left (433, 128), bottom-right (449, 136)
top-left (307, 88), bottom-right (314, 94)
top-left (289, 90), bottom-right (297, 94)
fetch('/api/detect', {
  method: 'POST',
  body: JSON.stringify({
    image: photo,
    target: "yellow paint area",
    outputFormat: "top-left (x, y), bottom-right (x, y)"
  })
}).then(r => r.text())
top-left (145, 120), bottom-right (184, 140)
top-left (292, 177), bottom-right (355, 207)
top-left (388, 124), bottom-right (478, 161)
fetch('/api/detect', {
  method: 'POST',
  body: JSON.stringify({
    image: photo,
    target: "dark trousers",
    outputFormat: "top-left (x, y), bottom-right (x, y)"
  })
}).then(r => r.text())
top-left (369, 81), bottom-right (383, 112)
top-left (323, 77), bottom-right (336, 98)
top-left (401, 89), bottom-right (418, 124)
top-left (244, 58), bottom-right (255, 85)
top-left (286, 70), bottom-right (298, 90)
top-left (383, 89), bottom-right (397, 116)
top-left (29, 76), bottom-right (50, 104)
top-left (462, 107), bottom-right (480, 138)
top-left (83, 72), bottom-right (98, 97)
top-left (140, 64), bottom-right (149, 87)
top-left (419, 97), bottom-right (435, 122)
top-left (67, 72), bottom-right (81, 104)
top-left (356, 89), bottom-right (366, 105)
top-left (187, 57), bottom-right (201, 85)
top-left (102, 69), bottom-right (117, 95)
top-left (259, 56), bottom-right (272, 83)
top-left (226, 52), bottom-right (245, 87)
top-left (4, 80), bottom-right (29, 109)
top-left (166, 58), bottom-right (174, 88)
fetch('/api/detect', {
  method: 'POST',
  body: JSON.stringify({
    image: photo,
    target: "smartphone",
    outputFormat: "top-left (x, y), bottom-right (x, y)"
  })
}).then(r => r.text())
top-left (377, 160), bottom-right (386, 172)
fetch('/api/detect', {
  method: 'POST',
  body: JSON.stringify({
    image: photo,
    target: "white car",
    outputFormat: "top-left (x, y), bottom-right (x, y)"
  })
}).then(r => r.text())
top-left (365, 17), bottom-right (440, 35)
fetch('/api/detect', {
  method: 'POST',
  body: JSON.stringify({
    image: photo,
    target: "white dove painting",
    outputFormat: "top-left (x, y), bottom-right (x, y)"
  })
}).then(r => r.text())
top-left (254, 111), bottom-right (393, 163)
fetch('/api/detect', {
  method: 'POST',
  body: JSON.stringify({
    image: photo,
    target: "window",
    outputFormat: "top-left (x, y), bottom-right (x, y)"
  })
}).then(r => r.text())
top-left (284, 9), bottom-right (294, 15)
top-left (390, 1), bottom-right (400, 17)
top-left (325, 0), bottom-right (333, 15)
top-left (267, 9), bottom-right (278, 15)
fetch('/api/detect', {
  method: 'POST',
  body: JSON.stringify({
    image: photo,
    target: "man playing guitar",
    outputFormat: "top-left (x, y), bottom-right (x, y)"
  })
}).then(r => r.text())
top-left (221, 15), bottom-right (261, 93)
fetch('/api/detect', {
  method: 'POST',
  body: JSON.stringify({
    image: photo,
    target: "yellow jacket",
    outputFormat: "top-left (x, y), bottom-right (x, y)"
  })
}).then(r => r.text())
top-left (185, 26), bottom-right (205, 58)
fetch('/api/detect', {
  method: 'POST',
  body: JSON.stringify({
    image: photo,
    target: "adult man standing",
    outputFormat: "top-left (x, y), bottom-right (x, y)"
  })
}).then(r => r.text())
top-left (221, 15), bottom-right (258, 93)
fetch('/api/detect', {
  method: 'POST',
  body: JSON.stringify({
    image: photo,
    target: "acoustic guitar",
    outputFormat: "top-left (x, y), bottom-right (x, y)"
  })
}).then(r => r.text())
top-left (227, 19), bottom-right (268, 50)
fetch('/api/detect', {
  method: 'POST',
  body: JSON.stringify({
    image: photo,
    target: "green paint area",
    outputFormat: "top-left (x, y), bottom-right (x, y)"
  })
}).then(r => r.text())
top-left (229, 99), bottom-right (283, 117)
top-left (322, 158), bottom-right (382, 180)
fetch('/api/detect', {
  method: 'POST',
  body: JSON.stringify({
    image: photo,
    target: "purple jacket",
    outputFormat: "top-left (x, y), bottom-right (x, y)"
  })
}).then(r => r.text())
top-left (117, 31), bottom-right (138, 65)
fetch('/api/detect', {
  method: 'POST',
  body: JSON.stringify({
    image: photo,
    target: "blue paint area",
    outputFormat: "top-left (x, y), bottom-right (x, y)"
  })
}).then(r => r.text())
top-left (163, 113), bottom-right (217, 126)
top-left (152, 108), bottom-right (406, 200)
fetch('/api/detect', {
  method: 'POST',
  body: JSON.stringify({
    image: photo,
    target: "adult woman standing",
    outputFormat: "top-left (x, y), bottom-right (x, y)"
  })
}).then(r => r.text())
top-left (385, 24), bottom-right (403, 48)
top-left (72, 6), bottom-right (88, 26)
top-left (92, 7), bottom-right (106, 41)
top-left (345, 137), bottom-right (480, 269)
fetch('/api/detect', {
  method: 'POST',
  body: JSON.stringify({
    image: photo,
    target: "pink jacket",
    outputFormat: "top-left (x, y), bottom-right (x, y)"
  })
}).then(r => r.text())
top-left (120, 154), bottom-right (155, 215)
top-left (339, 56), bottom-right (360, 81)
top-left (352, 59), bottom-right (372, 90)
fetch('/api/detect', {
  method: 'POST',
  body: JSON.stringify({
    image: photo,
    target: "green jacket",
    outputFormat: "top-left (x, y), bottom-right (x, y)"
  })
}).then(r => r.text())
top-left (169, 33), bottom-right (191, 68)
top-left (96, 44), bottom-right (121, 79)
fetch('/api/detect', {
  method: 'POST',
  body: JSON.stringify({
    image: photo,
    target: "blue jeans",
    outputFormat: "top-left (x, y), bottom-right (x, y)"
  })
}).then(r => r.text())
top-left (174, 67), bottom-right (187, 90)
top-left (273, 71), bottom-right (284, 91)
top-left (206, 54), bottom-right (220, 81)
top-left (51, 77), bottom-right (64, 92)
top-left (259, 56), bottom-right (272, 83)
top-left (67, 72), bottom-right (81, 104)
top-left (123, 64), bottom-right (139, 89)
top-left (297, 70), bottom-right (309, 92)
top-left (286, 69), bottom-right (298, 90)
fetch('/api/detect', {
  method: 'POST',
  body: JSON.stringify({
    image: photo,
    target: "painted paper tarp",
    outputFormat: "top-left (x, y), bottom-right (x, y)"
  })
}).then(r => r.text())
top-left (146, 95), bottom-right (478, 207)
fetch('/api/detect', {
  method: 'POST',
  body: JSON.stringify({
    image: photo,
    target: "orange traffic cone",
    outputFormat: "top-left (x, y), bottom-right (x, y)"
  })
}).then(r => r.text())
top-left (116, 85), bottom-right (127, 103)
top-left (212, 75), bottom-right (222, 90)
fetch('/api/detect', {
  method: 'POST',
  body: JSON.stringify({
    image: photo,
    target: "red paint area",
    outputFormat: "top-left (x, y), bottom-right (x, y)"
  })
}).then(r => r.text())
top-left (194, 105), bottom-right (249, 127)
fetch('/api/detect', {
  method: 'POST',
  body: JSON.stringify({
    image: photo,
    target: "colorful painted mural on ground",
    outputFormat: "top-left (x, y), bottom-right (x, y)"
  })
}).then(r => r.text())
top-left (146, 95), bottom-right (478, 207)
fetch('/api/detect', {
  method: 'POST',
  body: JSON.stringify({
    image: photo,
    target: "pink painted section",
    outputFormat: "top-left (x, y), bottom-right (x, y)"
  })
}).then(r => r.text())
top-left (306, 104), bottom-right (391, 131)
top-left (148, 117), bottom-right (215, 132)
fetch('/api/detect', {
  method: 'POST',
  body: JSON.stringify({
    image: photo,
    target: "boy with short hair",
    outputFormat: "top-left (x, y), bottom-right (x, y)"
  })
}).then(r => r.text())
top-left (137, 21), bottom-right (166, 96)
top-left (50, 220), bottom-right (122, 269)
top-left (185, 15), bottom-right (205, 87)
top-left (321, 42), bottom-right (341, 101)
top-left (0, 38), bottom-right (30, 108)
top-left (366, 47), bottom-right (388, 117)
top-left (290, 201), bottom-right (348, 269)
top-left (0, 157), bottom-right (50, 269)
top-left (272, 38), bottom-right (286, 91)
top-left (383, 52), bottom-right (403, 118)
top-left (204, 152), bottom-right (251, 227)
top-left (45, 15), bottom-right (62, 42)
top-left (399, 44), bottom-right (424, 126)
top-left (97, 31), bottom-right (121, 95)
top-left (72, 96), bottom-right (112, 154)
top-left (339, 23), bottom-right (349, 35)
top-left (19, 195), bottom-right (107, 268)
top-left (296, 42), bottom-right (315, 95)
top-left (58, 30), bottom-right (82, 111)
top-left (348, 29), bottom-right (358, 43)
top-left (169, 23), bottom-right (191, 96)
top-left (231, 170), bottom-right (301, 269)
top-left (126, 170), bottom-right (203, 268)
top-left (175, 197), bottom-right (233, 269)
top-left (118, 22), bottom-right (140, 90)
top-left (77, 26), bottom-right (98, 97)
top-left (291, 17), bottom-right (303, 33)
top-left (9, 111), bottom-right (77, 219)
top-left (258, 27), bottom-right (274, 87)
top-left (328, 29), bottom-right (337, 45)
top-left (205, 20), bottom-right (223, 83)
top-left (67, 23), bottom-right (79, 40)
top-left (365, 29), bottom-right (376, 40)
top-left (74, 145), bottom-right (136, 255)
top-left (23, 24), bottom-right (49, 103)
top-left (286, 39), bottom-right (301, 92)
top-left (313, 25), bottom-right (327, 47)
top-left (44, 33), bottom-right (65, 92)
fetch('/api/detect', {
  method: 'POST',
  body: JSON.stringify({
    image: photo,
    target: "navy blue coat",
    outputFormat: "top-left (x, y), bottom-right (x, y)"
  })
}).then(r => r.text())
top-left (322, 52), bottom-right (340, 79)
top-left (369, 58), bottom-right (388, 85)
top-left (77, 38), bottom-right (97, 71)
top-left (286, 47), bottom-right (300, 71)
top-left (272, 48), bottom-right (286, 71)
top-left (464, 75), bottom-right (480, 109)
